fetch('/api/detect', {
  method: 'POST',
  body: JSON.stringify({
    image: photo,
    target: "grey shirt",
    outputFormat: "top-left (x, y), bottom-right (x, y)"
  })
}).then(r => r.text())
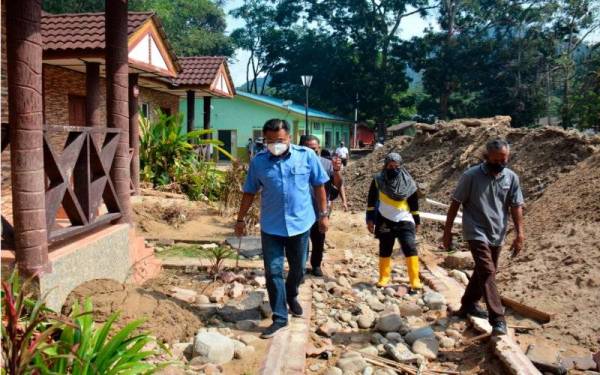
top-left (452, 164), bottom-right (524, 246)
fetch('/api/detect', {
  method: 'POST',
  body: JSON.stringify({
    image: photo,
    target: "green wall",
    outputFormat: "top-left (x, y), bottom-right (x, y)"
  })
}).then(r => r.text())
top-left (179, 95), bottom-right (351, 161)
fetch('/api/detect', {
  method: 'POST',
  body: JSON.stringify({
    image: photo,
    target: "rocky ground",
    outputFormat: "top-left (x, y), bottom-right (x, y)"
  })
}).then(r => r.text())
top-left (345, 119), bottom-right (600, 354)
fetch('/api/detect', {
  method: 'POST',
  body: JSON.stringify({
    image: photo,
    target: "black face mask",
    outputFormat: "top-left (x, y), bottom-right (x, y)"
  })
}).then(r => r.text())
top-left (385, 168), bottom-right (400, 179)
top-left (486, 161), bottom-right (507, 174)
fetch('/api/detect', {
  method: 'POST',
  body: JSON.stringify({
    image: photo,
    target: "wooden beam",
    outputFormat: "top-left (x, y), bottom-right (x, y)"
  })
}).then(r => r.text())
top-left (501, 296), bottom-right (552, 324)
top-left (129, 73), bottom-right (140, 195)
top-left (105, 0), bottom-right (131, 223)
top-left (187, 90), bottom-right (195, 134)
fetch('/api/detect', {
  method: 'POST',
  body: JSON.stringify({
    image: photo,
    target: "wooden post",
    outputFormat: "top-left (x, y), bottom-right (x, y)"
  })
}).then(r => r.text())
top-left (129, 73), bottom-right (139, 195)
top-left (85, 62), bottom-right (101, 128)
top-left (105, 0), bottom-right (131, 222)
top-left (6, 0), bottom-right (50, 275)
top-left (203, 96), bottom-right (211, 141)
top-left (187, 90), bottom-right (195, 134)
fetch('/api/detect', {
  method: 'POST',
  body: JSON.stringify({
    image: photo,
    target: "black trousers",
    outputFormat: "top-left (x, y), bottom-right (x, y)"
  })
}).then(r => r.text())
top-left (309, 221), bottom-right (326, 268)
top-left (376, 219), bottom-right (417, 258)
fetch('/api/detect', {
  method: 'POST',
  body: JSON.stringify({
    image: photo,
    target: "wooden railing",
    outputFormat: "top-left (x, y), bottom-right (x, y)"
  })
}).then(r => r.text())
top-left (1, 124), bottom-right (124, 247)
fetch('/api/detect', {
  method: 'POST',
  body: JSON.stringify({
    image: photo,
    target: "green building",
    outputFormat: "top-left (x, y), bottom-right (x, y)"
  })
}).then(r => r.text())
top-left (179, 91), bottom-right (352, 160)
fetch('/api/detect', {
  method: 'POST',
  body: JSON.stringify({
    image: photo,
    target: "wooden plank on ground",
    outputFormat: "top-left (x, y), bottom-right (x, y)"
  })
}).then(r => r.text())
top-left (493, 335), bottom-right (543, 375)
top-left (419, 251), bottom-right (542, 375)
top-left (501, 296), bottom-right (552, 323)
top-left (259, 283), bottom-right (312, 375)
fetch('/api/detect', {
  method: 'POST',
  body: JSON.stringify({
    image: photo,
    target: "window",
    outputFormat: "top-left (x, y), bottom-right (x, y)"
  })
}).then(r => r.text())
top-left (335, 131), bottom-right (340, 145)
top-left (141, 103), bottom-right (150, 119)
top-left (252, 129), bottom-right (262, 141)
top-left (160, 107), bottom-right (171, 116)
top-left (313, 122), bottom-right (321, 130)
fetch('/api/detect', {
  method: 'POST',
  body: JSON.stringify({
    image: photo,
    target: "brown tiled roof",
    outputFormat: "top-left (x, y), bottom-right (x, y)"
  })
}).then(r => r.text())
top-left (173, 57), bottom-right (227, 86)
top-left (42, 12), bottom-right (154, 52)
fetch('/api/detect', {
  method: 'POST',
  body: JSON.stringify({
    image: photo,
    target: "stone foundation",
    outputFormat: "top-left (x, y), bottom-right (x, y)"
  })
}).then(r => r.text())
top-left (1, 224), bottom-right (161, 311)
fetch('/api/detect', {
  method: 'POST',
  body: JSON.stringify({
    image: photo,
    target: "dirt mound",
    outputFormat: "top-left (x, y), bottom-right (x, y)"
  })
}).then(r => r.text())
top-left (344, 118), bottom-right (600, 350)
top-left (498, 152), bottom-right (600, 350)
top-left (346, 120), bottom-right (600, 209)
top-left (63, 279), bottom-right (204, 343)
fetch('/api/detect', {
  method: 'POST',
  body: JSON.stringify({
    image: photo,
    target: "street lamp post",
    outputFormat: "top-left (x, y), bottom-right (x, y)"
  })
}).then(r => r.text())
top-left (301, 75), bottom-right (313, 136)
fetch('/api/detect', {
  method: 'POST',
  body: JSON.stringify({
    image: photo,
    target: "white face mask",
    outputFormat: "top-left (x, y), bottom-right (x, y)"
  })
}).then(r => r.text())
top-left (267, 142), bottom-right (289, 156)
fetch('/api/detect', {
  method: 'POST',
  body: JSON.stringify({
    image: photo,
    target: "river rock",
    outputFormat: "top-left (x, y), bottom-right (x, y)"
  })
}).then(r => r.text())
top-left (337, 354), bottom-right (367, 373)
top-left (444, 251), bottom-right (474, 269)
top-left (412, 336), bottom-right (439, 360)
top-left (399, 301), bottom-right (422, 317)
top-left (375, 311), bottom-right (403, 332)
top-left (358, 313), bottom-right (376, 329)
top-left (405, 326), bottom-right (435, 345)
top-left (449, 270), bottom-right (470, 285)
top-left (323, 368), bottom-right (343, 375)
top-left (193, 332), bottom-right (234, 365)
top-left (440, 336), bottom-right (456, 348)
top-left (384, 342), bottom-right (418, 363)
top-left (423, 292), bottom-right (446, 310)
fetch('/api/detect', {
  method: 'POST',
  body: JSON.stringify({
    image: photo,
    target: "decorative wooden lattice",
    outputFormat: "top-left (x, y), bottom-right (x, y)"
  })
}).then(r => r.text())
top-left (43, 125), bottom-right (123, 243)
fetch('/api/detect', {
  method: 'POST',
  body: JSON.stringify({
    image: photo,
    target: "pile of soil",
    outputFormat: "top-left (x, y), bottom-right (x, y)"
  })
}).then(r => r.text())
top-left (346, 120), bottom-right (600, 209)
top-left (62, 278), bottom-right (204, 343)
top-left (132, 191), bottom-right (235, 241)
top-left (344, 118), bottom-right (600, 351)
top-left (498, 152), bottom-right (600, 350)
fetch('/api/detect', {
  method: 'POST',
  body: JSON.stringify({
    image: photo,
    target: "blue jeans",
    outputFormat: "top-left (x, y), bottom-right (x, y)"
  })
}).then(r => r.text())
top-left (261, 230), bottom-right (309, 324)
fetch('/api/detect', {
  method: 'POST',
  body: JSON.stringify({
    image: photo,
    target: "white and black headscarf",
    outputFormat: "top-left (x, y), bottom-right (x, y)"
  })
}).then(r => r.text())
top-left (374, 153), bottom-right (417, 200)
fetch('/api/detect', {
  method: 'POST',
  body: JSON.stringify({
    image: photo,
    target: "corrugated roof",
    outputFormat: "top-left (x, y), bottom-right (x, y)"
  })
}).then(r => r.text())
top-left (387, 121), bottom-right (416, 132)
top-left (42, 12), bottom-right (154, 52)
top-left (236, 91), bottom-right (350, 122)
top-left (173, 56), bottom-right (226, 86)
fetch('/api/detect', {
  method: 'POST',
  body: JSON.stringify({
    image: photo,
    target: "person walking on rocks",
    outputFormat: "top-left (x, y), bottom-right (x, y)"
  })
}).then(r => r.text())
top-left (235, 119), bottom-right (330, 339)
top-left (303, 135), bottom-right (344, 277)
top-left (442, 139), bottom-right (524, 336)
top-left (365, 152), bottom-right (422, 293)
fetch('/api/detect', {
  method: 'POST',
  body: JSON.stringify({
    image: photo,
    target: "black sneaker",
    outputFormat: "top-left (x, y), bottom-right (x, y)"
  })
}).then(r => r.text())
top-left (288, 298), bottom-right (303, 317)
top-left (457, 304), bottom-right (489, 319)
top-left (260, 321), bottom-right (288, 339)
top-left (491, 320), bottom-right (507, 336)
top-left (312, 267), bottom-right (323, 277)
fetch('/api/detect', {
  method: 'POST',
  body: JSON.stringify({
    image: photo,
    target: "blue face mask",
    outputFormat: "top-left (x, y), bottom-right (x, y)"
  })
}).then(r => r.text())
top-left (385, 168), bottom-right (400, 179)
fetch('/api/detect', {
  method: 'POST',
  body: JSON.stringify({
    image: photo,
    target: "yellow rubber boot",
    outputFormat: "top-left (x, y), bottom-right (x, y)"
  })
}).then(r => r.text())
top-left (377, 257), bottom-right (392, 287)
top-left (406, 256), bottom-right (423, 291)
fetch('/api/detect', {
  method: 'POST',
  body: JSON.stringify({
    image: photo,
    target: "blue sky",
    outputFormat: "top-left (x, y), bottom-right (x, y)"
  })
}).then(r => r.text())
top-left (222, 0), bottom-right (439, 86)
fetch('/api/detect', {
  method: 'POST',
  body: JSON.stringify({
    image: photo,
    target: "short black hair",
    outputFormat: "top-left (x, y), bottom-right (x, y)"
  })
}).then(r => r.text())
top-left (303, 134), bottom-right (320, 145)
top-left (320, 149), bottom-right (332, 158)
top-left (262, 119), bottom-right (290, 134)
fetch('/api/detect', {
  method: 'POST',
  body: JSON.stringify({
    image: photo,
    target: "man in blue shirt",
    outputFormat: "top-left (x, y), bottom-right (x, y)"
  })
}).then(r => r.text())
top-left (235, 119), bottom-right (330, 338)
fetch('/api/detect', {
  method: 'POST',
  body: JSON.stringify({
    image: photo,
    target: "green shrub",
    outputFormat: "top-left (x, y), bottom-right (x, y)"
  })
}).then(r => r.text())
top-left (1, 271), bottom-right (65, 375)
top-left (47, 299), bottom-right (163, 375)
top-left (139, 110), bottom-right (233, 200)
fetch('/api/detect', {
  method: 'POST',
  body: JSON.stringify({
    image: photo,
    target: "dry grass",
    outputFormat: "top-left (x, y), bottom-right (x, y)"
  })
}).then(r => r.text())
top-left (218, 161), bottom-right (260, 234)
